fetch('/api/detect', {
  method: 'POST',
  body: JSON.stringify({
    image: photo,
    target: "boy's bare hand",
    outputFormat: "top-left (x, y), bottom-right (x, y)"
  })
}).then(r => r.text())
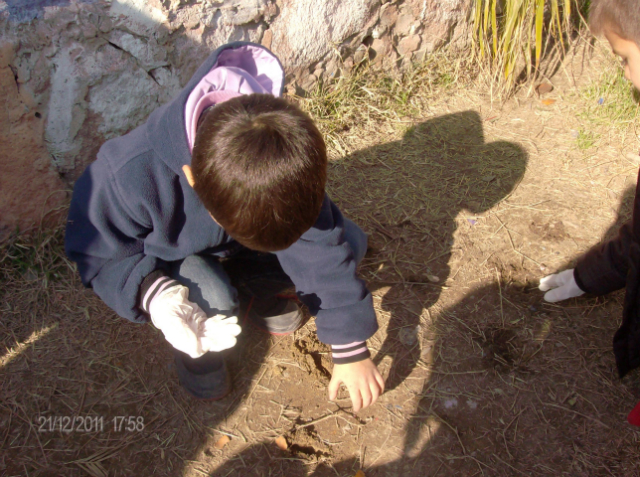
top-left (328, 358), bottom-right (385, 412)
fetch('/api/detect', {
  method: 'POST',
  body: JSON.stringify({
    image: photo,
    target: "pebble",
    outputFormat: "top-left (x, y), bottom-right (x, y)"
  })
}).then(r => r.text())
top-left (444, 398), bottom-right (458, 409)
top-left (398, 325), bottom-right (420, 347)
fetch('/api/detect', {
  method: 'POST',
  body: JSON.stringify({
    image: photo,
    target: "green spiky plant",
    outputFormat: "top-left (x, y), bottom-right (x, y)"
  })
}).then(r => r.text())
top-left (473, 0), bottom-right (583, 92)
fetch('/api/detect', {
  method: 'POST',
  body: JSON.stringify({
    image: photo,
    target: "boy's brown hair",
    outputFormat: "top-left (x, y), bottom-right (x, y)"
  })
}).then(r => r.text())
top-left (589, 0), bottom-right (640, 45)
top-left (191, 93), bottom-right (327, 252)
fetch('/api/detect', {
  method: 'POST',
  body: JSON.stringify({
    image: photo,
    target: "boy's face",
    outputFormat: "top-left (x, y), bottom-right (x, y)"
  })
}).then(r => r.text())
top-left (605, 29), bottom-right (640, 91)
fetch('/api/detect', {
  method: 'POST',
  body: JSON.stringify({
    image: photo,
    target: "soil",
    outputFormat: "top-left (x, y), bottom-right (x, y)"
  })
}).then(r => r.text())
top-left (2, 41), bottom-right (640, 476)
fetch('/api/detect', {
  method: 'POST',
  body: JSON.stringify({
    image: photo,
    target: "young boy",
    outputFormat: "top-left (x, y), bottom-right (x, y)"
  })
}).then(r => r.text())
top-left (65, 42), bottom-right (384, 411)
top-left (540, 0), bottom-right (640, 384)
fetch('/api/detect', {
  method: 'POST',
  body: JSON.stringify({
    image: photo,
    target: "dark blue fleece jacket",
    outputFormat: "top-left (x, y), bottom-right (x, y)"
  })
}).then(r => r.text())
top-left (65, 42), bottom-right (377, 346)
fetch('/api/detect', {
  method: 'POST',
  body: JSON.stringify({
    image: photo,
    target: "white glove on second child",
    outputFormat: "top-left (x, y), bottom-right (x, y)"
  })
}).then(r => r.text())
top-left (539, 269), bottom-right (585, 303)
top-left (149, 285), bottom-right (241, 358)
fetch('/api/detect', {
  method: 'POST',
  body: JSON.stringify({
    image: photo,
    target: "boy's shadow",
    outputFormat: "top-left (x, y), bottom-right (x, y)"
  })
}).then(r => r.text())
top-left (305, 177), bottom-right (638, 477)
top-left (335, 110), bottom-right (528, 391)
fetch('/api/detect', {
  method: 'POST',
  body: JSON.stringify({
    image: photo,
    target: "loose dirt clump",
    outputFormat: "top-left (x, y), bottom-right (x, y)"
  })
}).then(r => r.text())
top-left (292, 335), bottom-right (332, 387)
top-left (283, 425), bottom-right (332, 460)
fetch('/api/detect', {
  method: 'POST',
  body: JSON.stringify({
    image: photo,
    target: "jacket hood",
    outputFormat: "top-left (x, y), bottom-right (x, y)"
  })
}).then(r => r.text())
top-left (145, 42), bottom-right (285, 176)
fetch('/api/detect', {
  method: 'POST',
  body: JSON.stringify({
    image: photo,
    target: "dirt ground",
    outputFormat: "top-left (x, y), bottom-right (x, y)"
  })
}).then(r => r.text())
top-left (3, 38), bottom-right (640, 477)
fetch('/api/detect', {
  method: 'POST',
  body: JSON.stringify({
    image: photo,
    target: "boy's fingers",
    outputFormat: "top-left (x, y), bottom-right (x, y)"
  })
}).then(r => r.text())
top-left (349, 385), bottom-right (363, 413)
top-left (370, 381), bottom-right (381, 405)
top-left (374, 369), bottom-right (385, 393)
top-left (328, 376), bottom-right (341, 401)
top-left (361, 384), bottom-right (373, 410)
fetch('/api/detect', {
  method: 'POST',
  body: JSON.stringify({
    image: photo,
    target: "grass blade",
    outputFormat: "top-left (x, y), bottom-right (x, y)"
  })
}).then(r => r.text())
top-left (491, 0), bottom-right (498, 56)
top-left (535, 0), bottom-right (544, 69)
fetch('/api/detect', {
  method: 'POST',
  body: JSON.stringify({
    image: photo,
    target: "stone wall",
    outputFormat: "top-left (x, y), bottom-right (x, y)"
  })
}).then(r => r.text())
top-left (0, 0), bottom-right (471, 236)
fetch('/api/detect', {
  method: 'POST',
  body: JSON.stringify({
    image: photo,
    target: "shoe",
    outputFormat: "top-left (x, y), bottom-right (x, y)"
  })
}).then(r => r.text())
top-left (244, 295), bottom-right (305, 335)
top-left (174, 350), bottom-right (231, 400)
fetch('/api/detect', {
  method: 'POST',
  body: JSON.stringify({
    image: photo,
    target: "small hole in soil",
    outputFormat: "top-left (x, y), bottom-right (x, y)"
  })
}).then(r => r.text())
top-left (35, 112), bottom-right (41, 118)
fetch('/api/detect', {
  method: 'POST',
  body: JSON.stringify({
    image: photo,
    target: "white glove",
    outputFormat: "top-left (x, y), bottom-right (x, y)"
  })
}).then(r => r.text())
top-left (539, 269), bottom-right (585, 303)
top-left (149, 285), bottom-right (241, 358)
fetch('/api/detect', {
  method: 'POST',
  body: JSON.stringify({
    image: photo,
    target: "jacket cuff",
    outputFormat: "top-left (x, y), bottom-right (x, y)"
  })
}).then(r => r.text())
top-left (573, 268), bottom-right (588, 294)
top-left (331, 341), bottom-right (370, 365)
top-left (139, 270), bottom-right (180, 314)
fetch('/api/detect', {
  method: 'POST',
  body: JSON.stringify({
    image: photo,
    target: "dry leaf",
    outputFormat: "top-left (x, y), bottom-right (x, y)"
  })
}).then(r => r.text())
top-left (355, 471), bottom-right (366, 477)
top-left (541, 99), bottom-right (556, 106)
top-left (536, 82), bottom-right (554, 95)
top-left (215, 435), bottom-right (230, 449)
top-left (275, 435), bottom-right (288, 450)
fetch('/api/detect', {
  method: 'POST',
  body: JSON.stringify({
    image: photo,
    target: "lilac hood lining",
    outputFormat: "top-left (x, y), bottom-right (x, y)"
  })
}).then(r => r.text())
top-left (184, 44), bottom-right (284, 151)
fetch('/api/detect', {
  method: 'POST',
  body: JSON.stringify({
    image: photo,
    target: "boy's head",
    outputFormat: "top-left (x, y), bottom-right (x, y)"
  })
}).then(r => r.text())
top-left (590, 0), bottom-right (640, 90)
top-left (189, 93), bottom-right (327, 252)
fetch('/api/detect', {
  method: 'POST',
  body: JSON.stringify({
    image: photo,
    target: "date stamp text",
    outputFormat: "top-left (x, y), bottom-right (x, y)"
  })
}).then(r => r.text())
top-left (37, 415), bottom-right (144, 433)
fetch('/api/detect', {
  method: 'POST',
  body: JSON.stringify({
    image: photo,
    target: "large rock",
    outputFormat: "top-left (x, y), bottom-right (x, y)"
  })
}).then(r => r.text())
top-left (269, 0), bottom-right (379, 70)
top-left (0, 40), bottom-right (65, 239)
top-left (0, 0), bottom-right (471, 235)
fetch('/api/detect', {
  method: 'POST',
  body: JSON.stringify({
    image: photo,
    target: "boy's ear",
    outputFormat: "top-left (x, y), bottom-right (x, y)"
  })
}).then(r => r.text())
top-left (183, 164), bottom-right (221, 226)
top-left (182, 165), bottom-right (196, 188)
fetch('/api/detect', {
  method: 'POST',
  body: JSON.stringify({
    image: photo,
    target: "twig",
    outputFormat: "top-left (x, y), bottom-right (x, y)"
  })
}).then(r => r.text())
top-left (296, 412), bottom-right (341, 429)
top-left (246, 367), bottom-right (269, 403)
top-left (496, 268), bottom-right (504, 326)
top-left (542, 402), bottom-right (611, 429)
top-left (495, 215), bottom-right (542, 266)
top-left (492, 453), bottom-right (529, 476)
top-left (431, 411), bottom-right (466, 455)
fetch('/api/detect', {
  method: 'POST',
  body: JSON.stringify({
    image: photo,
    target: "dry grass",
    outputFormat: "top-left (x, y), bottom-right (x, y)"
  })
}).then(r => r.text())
top-left (2, 39), bottom-right (640, 477)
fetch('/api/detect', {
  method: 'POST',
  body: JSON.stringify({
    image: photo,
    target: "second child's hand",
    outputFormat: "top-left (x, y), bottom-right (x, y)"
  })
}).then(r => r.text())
top-left (539, 268), bottom-right (585, 302)
top-left (328, 358), bottom-right (385, 413)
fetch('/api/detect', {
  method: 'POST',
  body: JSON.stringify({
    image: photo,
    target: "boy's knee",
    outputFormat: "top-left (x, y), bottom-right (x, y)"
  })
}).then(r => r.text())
top-left (171, 255), bottom-right (238, 316)
top-left (343, 219), bottom-right (368, 264)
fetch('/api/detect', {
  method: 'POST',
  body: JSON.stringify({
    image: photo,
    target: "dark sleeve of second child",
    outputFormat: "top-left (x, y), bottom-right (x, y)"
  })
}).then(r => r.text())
top-left (574, 221), bottom-right (636, 295)
top-left (574, 170), bottom-right (640, 295)
top-left (65, 158), bottom-right (171, 323)
top-left (275, 195), bottom-right (378, 346)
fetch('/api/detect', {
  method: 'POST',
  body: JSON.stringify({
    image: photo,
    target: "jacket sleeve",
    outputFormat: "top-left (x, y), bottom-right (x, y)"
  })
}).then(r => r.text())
top-left (574, 220), bottom-right (636, 296)
top-left (275, 195), bottom-right (378, 345)
top-left (65, 159), bottom-right (171, 322)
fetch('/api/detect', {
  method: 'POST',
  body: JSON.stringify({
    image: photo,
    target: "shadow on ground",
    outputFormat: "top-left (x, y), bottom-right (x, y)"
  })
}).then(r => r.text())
top-left (207, 177), bottom-right (637, 475)
top-left (204, 111), bottom-right (535, 476)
